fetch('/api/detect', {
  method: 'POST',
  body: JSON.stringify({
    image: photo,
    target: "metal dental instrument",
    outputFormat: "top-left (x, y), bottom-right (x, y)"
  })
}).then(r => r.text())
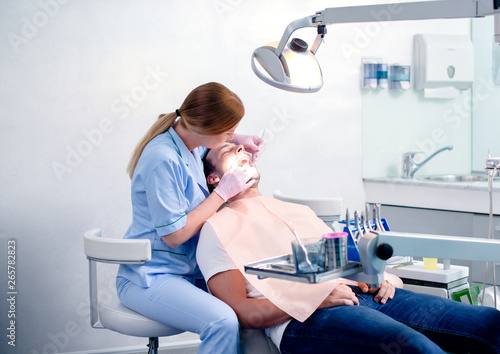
top-left (346, 208), bottom-right (350, 231)
top-left (375, 204), bottom-right (385, 232)
top-left (372, 204), bottom-right (381, 231)
top-left (285, 219), bottom-right (314, 272)
top-left (255, 128), bottom-right (266, 158)
top-left (366, 204), bottom-right (373, 232)
top-left (354, 210), bottom-right (361, 242)
top-left (346, 208), bottom-right (355, 241)
top-left (374, 204), bottom-right (381, 231)
top-left (360, 212), bottom-right (365, 236)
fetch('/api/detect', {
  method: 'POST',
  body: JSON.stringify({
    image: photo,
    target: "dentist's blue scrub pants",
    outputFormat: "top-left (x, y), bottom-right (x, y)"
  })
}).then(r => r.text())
top-left (117, 128), bottom-right (239, 353)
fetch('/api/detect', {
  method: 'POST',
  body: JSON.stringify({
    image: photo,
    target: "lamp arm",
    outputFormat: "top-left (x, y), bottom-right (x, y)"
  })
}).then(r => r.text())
top-left (273, 0), bottom-right (498, 57)
top-left (274, 15), bottom-right (318, 56)
top-left (314, 0), bottom-right (496, 26)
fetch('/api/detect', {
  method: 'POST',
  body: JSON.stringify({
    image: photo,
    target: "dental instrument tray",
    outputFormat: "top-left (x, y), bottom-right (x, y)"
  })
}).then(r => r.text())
top-left (244, 254), bottom-right (363, 284)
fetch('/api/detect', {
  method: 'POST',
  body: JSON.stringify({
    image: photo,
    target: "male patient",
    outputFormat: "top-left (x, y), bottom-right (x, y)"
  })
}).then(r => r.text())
top-left (196, 141), bottom-right (500, 354)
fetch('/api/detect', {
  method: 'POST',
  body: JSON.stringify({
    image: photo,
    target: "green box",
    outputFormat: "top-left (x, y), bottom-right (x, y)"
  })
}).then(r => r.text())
top-left (451, 285), bottom-right (484, 305)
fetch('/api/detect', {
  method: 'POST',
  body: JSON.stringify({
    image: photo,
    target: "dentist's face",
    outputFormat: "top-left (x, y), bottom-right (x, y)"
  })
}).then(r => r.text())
top-left (197, 124), bottom-right (238, 150)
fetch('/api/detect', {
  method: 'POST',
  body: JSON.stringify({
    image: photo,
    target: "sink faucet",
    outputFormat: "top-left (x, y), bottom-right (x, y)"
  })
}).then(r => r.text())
top-left (401, 145), bottom-right (454, 179)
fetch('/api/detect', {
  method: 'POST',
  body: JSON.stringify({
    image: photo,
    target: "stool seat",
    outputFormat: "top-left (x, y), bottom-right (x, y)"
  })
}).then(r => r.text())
top-left (99, 295), bottom-right (184, 338)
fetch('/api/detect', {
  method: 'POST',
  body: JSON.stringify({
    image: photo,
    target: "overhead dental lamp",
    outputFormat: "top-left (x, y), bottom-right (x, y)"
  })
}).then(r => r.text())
top-left (251, 0), bottom-right (500, 93)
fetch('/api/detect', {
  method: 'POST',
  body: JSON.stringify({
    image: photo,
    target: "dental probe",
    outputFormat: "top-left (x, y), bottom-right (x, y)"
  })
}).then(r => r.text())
top-left (254, 128), bottom-right (266, 159)
top-left (285, 219), bottom-right (314, 272)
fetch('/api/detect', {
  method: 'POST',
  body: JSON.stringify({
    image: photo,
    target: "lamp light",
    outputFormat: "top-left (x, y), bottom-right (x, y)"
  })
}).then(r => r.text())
top-left (252, 25), bottom-right (326, 93)
top-left (251, 0), bottom-right (500, 93)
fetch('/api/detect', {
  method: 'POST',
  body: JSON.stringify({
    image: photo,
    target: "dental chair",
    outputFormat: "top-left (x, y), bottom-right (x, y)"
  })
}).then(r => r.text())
top-left (83, 228), bottom-right (185, 354)
top-left (273, 190), bottom-right (342, 227)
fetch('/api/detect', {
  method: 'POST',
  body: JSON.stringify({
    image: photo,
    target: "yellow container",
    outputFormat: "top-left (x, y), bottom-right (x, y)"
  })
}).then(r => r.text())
top-left (423, 257), bottom-right (438, 270)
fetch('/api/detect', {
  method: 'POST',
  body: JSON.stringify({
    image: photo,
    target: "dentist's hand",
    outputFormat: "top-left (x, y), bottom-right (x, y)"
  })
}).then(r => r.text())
top-left (318, 283), bottom-right (359, 309)
top-left (233, 134), bottom-right (266, 160)
top-left (213, 167), bottom-right (255, 202)
top-left (358, 280), bottom-right (395, 304)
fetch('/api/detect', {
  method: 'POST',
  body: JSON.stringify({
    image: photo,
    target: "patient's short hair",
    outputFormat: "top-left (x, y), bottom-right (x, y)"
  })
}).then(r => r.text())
top-left (202, 149), bottom-right (216, 193)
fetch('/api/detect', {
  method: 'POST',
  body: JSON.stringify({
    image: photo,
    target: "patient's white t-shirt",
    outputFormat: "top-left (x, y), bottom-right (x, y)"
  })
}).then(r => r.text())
top-left (197, 223), bottom-right (290, 349)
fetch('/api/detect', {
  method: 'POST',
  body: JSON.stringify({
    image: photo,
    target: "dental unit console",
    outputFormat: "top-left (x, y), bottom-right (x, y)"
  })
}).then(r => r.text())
top-left (245, 205), bottom-right (500, 288)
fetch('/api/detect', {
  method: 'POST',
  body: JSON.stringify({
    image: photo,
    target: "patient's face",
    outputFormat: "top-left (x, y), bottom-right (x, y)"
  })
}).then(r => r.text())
top-left (206, 141), bottom-right (259, 182)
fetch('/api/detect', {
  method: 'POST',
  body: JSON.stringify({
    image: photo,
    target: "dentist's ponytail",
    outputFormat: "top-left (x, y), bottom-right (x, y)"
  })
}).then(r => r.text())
top-left (126, 112), bottom-right (177, 178)
top-left (127, 82), bottom-right (244, 179)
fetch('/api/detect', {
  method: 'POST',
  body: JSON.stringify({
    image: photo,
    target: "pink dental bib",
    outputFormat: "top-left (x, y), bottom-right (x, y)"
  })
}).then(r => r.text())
top-left (206, 196), bottom-right (344, 322)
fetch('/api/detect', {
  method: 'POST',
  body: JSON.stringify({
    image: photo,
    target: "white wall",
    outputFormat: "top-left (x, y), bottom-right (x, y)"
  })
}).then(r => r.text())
top-left (0, 0), bottom-right (472, 353)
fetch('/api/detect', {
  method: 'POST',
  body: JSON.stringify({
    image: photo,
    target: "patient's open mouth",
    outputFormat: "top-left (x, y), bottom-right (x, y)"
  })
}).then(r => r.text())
top-left (238, 158), bottom-right (249, 167)
top-left (237, 153), bottom-right (253, 168)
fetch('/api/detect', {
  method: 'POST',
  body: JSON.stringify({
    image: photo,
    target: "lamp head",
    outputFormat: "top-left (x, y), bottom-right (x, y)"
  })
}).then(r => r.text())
top-left (251, 37), bottom-right (323, 93)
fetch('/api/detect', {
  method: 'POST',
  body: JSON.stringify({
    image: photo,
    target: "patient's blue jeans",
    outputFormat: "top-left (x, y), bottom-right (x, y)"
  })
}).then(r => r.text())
top-left (280, 286), bottom-right (500, 354)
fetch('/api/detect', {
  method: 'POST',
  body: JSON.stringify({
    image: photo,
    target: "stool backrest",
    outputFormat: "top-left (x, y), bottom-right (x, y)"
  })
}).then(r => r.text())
top-left (84, 228), bottom-right (151, 263)
top-left (83, 229), bottom-right (151, 327)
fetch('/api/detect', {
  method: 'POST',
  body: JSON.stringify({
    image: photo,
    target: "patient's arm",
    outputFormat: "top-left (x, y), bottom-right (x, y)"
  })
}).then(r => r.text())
top-left (207, 269), bottom-right (291, 329)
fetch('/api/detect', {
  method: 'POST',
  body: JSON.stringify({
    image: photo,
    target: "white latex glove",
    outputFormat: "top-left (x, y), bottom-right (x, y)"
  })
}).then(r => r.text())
top-left (214, 167), bottom-right (255, 202)
top-left (233, 134), bottom-right (266, 160)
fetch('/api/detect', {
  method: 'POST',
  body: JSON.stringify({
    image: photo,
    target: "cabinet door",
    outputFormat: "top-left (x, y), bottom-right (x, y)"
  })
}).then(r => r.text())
top-left (381, 205), bottom-right (473, 269)
top-left (381, 205), bottom-right (473, 236)
top-left (471, 214), bottom-right (500, 285)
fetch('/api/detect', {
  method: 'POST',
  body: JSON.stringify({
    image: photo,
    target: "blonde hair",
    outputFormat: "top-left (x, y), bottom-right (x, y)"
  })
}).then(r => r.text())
top-left (127, 82), bottom-right (244, 179)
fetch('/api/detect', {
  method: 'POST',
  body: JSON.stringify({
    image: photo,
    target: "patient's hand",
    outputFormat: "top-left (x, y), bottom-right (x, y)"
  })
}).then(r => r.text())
top-left (318, 283), bottom-right (359, 309)
top-left (358, 280), bottom-right (395, 305)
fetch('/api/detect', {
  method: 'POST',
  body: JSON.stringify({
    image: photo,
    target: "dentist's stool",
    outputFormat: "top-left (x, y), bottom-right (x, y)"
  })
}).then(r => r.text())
top-left (83, 228), bottom-right (185, 354)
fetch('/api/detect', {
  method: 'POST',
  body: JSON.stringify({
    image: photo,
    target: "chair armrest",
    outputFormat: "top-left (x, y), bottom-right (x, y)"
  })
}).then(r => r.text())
top-left (84, 228), bottom-right (151, 264)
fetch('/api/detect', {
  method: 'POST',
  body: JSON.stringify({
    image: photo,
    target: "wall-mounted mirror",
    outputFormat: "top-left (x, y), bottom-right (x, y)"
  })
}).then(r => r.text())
top-left (361, 16), bottom-right (500, 178)
top-left (472, 16), bottom-right (500, 172)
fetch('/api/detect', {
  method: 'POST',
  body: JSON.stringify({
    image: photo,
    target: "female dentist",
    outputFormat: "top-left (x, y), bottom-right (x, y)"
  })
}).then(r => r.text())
top-left (116, 82), bottom-right (264, 353)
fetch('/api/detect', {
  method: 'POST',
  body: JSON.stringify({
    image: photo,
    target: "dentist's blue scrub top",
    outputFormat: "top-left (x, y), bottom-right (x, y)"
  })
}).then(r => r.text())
top-left (118, 127), bottom-right (209, 288)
